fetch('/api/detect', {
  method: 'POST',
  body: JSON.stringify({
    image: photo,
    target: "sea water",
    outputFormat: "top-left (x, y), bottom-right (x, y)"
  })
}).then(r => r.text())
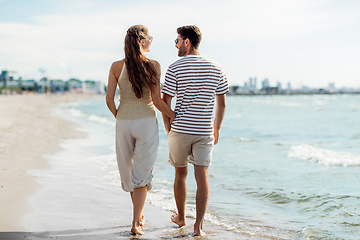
top-left (63, 94), bottom-right (360, 239)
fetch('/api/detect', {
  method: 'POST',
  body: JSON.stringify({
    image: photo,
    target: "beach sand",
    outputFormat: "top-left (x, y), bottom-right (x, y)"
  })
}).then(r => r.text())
top-left (0, 93), bottom-right (243, 240)
top-left (0, 93), bottom-right (93, 231)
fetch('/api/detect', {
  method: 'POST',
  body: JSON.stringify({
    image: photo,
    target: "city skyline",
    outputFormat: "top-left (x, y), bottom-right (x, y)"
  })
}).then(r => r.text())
top-left (3, 68), bottom-right (357, 95)
top-left (229, 76), bottom-right (359, 95)
top-left (1, 0), bottom-right (360, 89)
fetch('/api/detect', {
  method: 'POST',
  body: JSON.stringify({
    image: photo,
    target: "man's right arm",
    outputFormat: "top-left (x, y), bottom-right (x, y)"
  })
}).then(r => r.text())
top-left (214, 94), bottom-right (226, 145)
top-left (162, 93), bottom-right (173, 134)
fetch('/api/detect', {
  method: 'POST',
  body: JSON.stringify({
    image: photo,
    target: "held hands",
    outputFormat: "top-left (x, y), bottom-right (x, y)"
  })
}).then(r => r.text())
top-left (170, 115), bottom-right (175, 125)
top-left (162, 114), bottom-right (172, 135)
top-left (166, 113), bottom-right (175, 135)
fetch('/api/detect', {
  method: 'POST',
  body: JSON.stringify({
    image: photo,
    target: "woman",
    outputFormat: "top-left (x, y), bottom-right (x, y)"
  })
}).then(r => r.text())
top-left (106, 25), bottom-right (175, 235)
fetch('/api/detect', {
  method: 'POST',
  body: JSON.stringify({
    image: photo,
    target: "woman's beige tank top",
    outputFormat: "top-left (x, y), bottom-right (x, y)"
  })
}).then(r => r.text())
top-left (116, 63), bottom-right (156, 120)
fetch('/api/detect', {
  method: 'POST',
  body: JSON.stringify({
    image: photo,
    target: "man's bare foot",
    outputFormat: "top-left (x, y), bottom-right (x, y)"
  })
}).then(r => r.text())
top-left (194, 221), bottom-right (204, 236)
top-left (171, 213), bottom-right (186, 227)
top-left (140, 215), bottom-right (145, 226)
top-left (194, 228), bottom-right (204, 236)
top-left (131, 225), bottom-right (144, 235)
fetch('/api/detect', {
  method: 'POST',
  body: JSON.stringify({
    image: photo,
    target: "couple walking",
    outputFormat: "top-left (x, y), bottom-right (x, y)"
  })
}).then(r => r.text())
top-left (106, 25), bottom-right (228, 236)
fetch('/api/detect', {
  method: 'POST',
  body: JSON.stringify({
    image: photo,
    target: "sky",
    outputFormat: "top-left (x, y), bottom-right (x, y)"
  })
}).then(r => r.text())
top-left (1, 0), bottom-right (359, 89)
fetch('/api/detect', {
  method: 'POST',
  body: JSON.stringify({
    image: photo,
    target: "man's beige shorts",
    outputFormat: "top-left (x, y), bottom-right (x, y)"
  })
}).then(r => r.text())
top-left (168, 131), bottom-right (214, 167)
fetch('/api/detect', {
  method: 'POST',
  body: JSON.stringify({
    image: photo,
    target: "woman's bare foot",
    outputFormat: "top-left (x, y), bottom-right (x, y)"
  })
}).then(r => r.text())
top-left (131, 221), bottom-right (144, 235)
top-left (171, 213), bottom-right (186, 227)
top-left (131, 220), bottom-right (144, 235)
top-left (140, 215), bottom-right (145, 226)
top-left (194, 221), bottom-right (204, 236)
top-left (131, 226), bottom-right (144, 235)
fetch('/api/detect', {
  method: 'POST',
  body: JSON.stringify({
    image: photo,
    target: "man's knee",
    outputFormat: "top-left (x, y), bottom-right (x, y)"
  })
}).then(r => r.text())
top-left (194, 165), bottom-right (208, 182)
top-left (175, 166), bottom-right (188, 179)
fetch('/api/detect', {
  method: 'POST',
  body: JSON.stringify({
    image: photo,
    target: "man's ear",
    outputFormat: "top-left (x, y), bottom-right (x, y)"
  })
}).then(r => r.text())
top-left (184, 38), bottom-right (190, 46)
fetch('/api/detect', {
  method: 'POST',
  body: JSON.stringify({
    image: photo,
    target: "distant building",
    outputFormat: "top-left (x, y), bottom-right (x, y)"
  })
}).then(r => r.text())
top-left (1, 68), bottom-right (108, 95)
top-left (50, 80), bottom-right (66, 92)
top-left (0, 70), bottom-right (19, 87)
top-left (66, 78), bottom-right (83, 92)
top-left (263, 87), bottom-right (278, 94)
top-left (0, 71), bottom-right (9, 87)
top-left (302, 86), bottom-right (310, 93)
top-left (82, 80), bottom-right (105, 94)
top-left (262, 79), bottom-right (269, 89)
top-left (228, 85), bottom-right (239, 94)
top-left (249, 77), bottom-right (257, 90)
top-left (20, 79), bottom-right (36, 91)
top-left (37, 78), bottom-right (50, 93)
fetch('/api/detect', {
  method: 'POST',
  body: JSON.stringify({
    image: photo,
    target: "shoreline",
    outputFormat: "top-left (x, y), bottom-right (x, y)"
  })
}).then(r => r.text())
top-left (0, 93), bottom-right (101, 231)
top-left (0, 93), bottom-right (245, 239)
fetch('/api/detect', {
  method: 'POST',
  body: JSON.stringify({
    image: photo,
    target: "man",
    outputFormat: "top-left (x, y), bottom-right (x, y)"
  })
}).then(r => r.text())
top-left (161, 25), bottom-right (228, 236)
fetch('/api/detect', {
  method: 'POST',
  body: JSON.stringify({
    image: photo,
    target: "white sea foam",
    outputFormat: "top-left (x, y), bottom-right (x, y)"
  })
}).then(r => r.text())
top-left (68, 108), bottom-right (86, 117)
top-left (88, 115), bottom-right (115, 126)
top-left (288, 144), bottom-right (360, 167)
top-left (92, 153), bottom-right (182, 214)
top-left (89, 153), bottom-right (120, 186)
top-left (146, 179), bottom-right (177, 213)
top-left (231, 137), bottom-right (255, 142)
top-left (147, 180), bottom-right (224, 224)
top-left (66, 107), bottom-right (115, 127)
top-left (313, 100), bottom-right (328, 106)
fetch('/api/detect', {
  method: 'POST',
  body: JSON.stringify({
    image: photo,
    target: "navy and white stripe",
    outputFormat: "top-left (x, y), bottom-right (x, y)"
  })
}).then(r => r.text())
top-left (162, 55), bottom-right (229, 135)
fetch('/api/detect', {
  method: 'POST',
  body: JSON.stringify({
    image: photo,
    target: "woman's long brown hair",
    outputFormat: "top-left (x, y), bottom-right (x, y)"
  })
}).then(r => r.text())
top-left (124, 25), bottom-right (158, 99)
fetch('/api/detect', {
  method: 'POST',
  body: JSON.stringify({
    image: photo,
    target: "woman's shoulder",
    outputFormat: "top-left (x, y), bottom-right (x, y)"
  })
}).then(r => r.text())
top-left (111, 59), bottom-right (125, 70)
top-left (110, 59), bottom-right (125, 77)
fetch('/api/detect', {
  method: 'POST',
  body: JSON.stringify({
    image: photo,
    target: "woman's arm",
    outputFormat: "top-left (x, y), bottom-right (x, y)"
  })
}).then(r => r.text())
top-left (162, 93), bottom-right (173, 134)
top-left (149, 60), bottom-right (175, 121)
top-left (106, 60), bottom-right (123, 118)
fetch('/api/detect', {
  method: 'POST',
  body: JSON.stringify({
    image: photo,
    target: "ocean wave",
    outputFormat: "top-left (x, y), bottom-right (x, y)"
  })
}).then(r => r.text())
top-left (288, 144), bottom-right (360, 167)
top-left (66, 107), bottom-right (115, 126)
top-left (230, 137), bottom-right (256, 142)
top-left (89, 153), bottom-right (120, 186)
top-left (147, 179), bottom-right (177, 213)
top-left (88, 115), bottom-right (115, 126)
top-left (67, 108), bottom-right (86, 117)
top-left (313, 100), bottom-right (328, 106)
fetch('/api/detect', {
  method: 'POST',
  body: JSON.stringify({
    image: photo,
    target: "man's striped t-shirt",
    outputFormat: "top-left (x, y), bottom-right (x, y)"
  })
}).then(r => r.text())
top-left (162, 55), bottom-right (229, 135)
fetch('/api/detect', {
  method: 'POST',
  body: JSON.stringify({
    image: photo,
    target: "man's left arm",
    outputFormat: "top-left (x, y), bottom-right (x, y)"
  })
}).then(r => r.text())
top-left (214, 94), bottom-right (226, 145)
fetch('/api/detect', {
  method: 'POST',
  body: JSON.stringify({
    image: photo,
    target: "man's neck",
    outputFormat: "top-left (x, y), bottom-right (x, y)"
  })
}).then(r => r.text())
top-left (186, 48), bottom-right (200, 56)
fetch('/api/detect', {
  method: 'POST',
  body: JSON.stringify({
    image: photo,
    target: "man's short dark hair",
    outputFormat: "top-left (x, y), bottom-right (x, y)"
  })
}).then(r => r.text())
top-left (177, 25), bottom-right (202, 49)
